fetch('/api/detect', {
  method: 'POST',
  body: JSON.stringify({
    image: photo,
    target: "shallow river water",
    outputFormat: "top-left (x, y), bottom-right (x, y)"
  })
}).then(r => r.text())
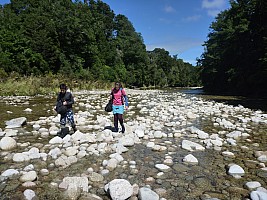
top-left (0, 89), bottom-right (267, 200)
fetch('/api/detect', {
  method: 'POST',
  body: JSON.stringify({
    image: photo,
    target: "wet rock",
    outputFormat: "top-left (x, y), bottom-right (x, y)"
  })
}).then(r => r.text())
top-left (227, 186), bottom-right (249, 198)
top-left (61, 176), bottom-right (89, 194)
top-left (183, 154), bottom-right (198, 164)
top-left (193, 177), bottom-right (212, 189)
top-left (256, 169), bottom-right (267, 178)
top-left (172, 163), bottom-right (190, 172)
top-left (181, 140), bottom-right (205, 151)
top-left (89, 172), bottom-right (104, 182)
top-left (155, 164), bottom-right (171, 172)
top-left (138, 187), bottom-right (159, 200)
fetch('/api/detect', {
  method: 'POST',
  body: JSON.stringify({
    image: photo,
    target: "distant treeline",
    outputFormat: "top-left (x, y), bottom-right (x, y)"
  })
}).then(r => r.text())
top-left (199, 0), bottom-right (267, 97)
top-left (0, 0), bottom-right (201, 88)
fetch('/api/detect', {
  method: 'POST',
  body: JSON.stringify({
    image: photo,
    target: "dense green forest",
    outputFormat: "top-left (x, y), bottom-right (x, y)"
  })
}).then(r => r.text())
top-left (199, 0), bottom-right (267, 97)
top-left (0, 0), bottom-right (200, 88)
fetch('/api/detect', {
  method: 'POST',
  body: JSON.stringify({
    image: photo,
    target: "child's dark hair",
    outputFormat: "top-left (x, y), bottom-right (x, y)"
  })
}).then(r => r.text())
top-left (60, 83), bottom-right (67, 90)
top-left (115, 82), bottom-right (122, 88)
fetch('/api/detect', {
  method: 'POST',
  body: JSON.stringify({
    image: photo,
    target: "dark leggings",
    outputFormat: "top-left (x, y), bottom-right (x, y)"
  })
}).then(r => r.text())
top-left (114, 113), bottom-right (123, 129)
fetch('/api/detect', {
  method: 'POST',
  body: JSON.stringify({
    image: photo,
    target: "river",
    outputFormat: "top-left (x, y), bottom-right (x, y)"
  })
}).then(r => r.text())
top-left (0, 89), bottom-right (267, 200)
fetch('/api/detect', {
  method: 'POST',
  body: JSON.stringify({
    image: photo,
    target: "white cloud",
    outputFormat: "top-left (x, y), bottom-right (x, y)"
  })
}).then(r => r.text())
top-left (182, 15), bottom-right (202, 22)
top-left (159, 18), bottom-right (173, 24)
top-left (146, 38), bottom-right (203, 55)
top-left (164, 5), bottom-right (175, 13)
top-left (207, 9), bottom-right (221, 17)
top-left (202, 0), bottom-right (225, 9)
top-left (202, 0), bottom-right (227, 17)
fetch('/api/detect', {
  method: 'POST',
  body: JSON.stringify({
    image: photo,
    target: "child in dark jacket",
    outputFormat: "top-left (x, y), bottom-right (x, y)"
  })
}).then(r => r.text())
top-left (54, 83), bottom-right (77, 137)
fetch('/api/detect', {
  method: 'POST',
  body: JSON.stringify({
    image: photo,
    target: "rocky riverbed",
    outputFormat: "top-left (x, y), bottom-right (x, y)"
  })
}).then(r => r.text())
top-left (0, 89), bottom-right (267, 200)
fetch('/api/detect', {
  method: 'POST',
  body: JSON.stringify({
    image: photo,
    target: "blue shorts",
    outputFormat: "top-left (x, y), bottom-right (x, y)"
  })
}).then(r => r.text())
top-left (113, 105), bottom-right (124, 114)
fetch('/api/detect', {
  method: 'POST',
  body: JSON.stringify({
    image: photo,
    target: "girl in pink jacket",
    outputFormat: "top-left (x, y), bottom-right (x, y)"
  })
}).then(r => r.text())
top-left (110, 82), bottom-right (129, 133)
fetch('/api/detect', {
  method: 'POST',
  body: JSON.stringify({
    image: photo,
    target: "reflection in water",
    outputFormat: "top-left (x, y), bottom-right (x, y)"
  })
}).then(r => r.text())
top-left (178, 88), bottom-right (267, 112)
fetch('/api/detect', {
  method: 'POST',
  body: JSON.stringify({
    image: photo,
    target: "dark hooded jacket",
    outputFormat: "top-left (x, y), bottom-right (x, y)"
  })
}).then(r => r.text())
top-left (56, 91), bottom-right (74, 110)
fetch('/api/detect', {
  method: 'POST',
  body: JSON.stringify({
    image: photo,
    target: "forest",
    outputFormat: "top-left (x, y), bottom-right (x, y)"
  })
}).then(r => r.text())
top-left (199, 0), bottom-right (267, 97)
top-left (0, 0), bottom-right (201, 88)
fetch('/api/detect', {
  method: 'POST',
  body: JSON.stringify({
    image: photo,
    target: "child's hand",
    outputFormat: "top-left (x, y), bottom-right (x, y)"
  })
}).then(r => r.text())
top-left (125, 106), bottom-right (129, 110)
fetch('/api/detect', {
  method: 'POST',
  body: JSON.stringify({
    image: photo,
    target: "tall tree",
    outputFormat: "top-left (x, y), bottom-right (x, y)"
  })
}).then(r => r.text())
top-left (200, 0), bottom-right (267, 97)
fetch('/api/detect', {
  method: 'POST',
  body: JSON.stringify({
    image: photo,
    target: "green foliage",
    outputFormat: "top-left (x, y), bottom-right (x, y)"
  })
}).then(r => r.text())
top-left (0, 0), bottom-right (200, 91)
top-left (147, 49), bottom-right (200, 87)
top-left (200, 0), bottom-right (267, 97)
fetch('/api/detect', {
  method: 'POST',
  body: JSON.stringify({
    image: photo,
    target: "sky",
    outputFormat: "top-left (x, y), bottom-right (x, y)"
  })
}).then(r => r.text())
top-left (0, 0), bottom-right (231, 66)
top-left (101, 0), bottom-right (231, 65)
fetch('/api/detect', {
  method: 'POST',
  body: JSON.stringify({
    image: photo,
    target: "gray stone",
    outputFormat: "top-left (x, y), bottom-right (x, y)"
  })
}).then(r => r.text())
top-left (5, 117), bottom-right (27, 128)
top-left (105, 179), bottom-right (133, 200)
top-left (0, 136), bottom-right (17, 150)
top-left (139, 187), bottom-right (159, 200)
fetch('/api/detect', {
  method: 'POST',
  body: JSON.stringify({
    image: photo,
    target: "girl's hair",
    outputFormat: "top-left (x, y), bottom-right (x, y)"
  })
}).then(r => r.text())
top-left (115, 82), bottom-right (122, 88)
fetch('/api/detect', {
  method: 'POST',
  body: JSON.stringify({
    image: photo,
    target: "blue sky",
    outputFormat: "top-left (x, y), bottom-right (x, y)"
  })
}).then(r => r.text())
top-left (101, 0), bottom-right (231, 65)
top-left (0, 0), bottom-right (230, 65)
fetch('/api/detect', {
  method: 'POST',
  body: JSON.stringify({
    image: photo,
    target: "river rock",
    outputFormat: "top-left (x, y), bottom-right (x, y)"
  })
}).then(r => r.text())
top-left (118, 135), bottom-right (135, 147)
top-left (23, 189), bottom-right (36, 200)
top-left (222, 151), bottom-right (235, 158)
top-left (147, 142), bottom-right (155, 148)
top-left (24, 108), bottom-right (32, 112)
top-left (64, 146), bottom-right (79, 156)
top-left (138, 187), bottom-right (159, 200)
top-left (135, 128), bottom-right (145, 138)
top-left (0, 136), bottom-right (17, 150)
top-left (89, 172), bottom-right (104, 182)
top-left (250, 190), bottom-right (267, 200)
top-left (5, 117), bottom-right (27, 128)
top-left (181, 140), bottom-right (205, 151)
top-left (40, 169), bottom-right (49, 176)
top-left (105, 179), bottom-right (133, 200)
top-left (1, 169), bottom-right (19, 177)
top-left (61, 176), bottom-right (89, 192)
top-left (32, 124), bottom-right (41, 131)
top-left (22, 181), bottom-right (36, 188)
top-left (13, 153), bottom-right (30, 162)
top-left (49, 136), bottom-right (63, 144)
top-left (183, 154), bottom-right (198, 164)
top-left (20, 171), bottom-right (37, 182)
top-left (155, 164), bottom-right (171, 172)
top-left (245, 181), bottom-right (261, 190)
top-left (227, 164), bottom-right (245, 178)
top-left (4, 129), bottom-right (18, 137)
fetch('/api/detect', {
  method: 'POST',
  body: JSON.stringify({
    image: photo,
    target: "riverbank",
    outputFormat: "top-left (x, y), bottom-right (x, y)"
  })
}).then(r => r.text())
top-left (0, 75), bottom-right (112, 96)
top-left (0, 89), bottom-right (267, 200)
